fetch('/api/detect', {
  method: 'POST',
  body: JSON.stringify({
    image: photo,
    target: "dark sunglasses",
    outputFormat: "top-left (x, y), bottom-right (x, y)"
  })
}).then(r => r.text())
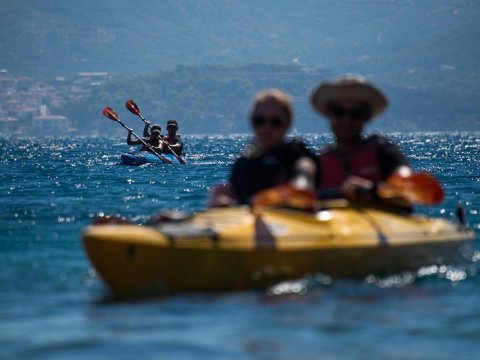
top-left (328, 104), bottom-right (370, 121)
top-left (252, 115), bottom-right (286, 128)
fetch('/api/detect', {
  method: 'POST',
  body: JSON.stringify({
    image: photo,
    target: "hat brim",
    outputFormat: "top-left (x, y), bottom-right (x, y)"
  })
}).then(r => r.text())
top-left (311, 82), bottom-right (388, 120)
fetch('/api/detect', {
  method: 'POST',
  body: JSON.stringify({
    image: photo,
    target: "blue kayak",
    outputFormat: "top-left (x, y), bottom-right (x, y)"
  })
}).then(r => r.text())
top-left (121, 152), bottom-right (184, 166)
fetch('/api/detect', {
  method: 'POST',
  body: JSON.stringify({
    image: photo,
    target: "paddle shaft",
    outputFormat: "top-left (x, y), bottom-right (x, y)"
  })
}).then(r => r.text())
top-left (120, 120), bottom-right (171, 164)
top-left (136, 112), bottom-right (185, 164)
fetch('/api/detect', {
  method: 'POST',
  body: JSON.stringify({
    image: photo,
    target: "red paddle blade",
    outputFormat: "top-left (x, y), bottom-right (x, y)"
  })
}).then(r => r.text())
top-left (102, 106), bottom-right (120, 122)
top-left (381, 171), bottom-right (444, 205)
top-left (125, 99), bottom-right (141, 116)
top-left (252, 184), bottom-right (316, 210)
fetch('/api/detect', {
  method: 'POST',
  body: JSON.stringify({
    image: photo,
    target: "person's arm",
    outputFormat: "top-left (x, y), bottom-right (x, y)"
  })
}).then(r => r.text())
top-left (143, 122), bottom-right (151, 137)
top-left (249, 140), bottom-right (319, 210)
top-left (249, 155), bottom-right (318, 211)
top-left (278, 140), bottom-right (317, 191)
top-left (377, 136), bottom-right (410, 179)
top-left (151, 142), bottom-right (164, 154)
top-left (167, 142), bottom-right (182, 154)
top-left (342, 137), bottom-right (412, 207)
top-left (336, 136), bottom-right (409, 200)
top-left (290, 157), bottom-right (317, 191)
top-left (207, 183), bottom-right (238, 207)
top-left (166, 137), bottom-right (183, 155)
top-left (229, 157), bottom-right (249, 205)
top-left (126, 129), bottom-right (142, 145)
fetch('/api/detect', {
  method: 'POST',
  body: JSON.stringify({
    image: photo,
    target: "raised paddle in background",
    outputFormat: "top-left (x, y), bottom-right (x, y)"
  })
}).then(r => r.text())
top-left (125, 99), bottom-right (186, 165)
top-left (102, 106), bottom-right (172, 164)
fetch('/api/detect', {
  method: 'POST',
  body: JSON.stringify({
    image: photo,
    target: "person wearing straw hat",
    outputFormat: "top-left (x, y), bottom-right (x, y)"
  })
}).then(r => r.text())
top-left (311, 75), bottom-right (410, 200)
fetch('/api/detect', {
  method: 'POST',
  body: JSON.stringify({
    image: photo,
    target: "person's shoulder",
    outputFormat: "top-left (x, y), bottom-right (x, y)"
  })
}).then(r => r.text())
top-left (286, 138), bottom-right (316, 157)
top-left (231, 154), bottom-right (252, 174)
top-left (240, 141), bottom-right (261, 159)
top-left (319, 141), bottom-right (336, 155)
top-left (367, 133), bottom-right (399, 149)
top-left (368, 133), bottom-right (407, 161)
top-left (286, 137), bottom-right (307, 150)
top-left (234, 154), bottom-right (249, 163)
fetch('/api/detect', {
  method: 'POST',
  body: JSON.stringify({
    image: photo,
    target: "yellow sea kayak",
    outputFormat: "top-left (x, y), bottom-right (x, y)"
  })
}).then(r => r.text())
top-left (83, 204), bottom-right (474, 296)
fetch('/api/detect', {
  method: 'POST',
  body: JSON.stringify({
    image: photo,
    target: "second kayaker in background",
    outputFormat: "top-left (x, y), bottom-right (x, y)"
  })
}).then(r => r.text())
top-left (311, 75), bottom-right (411, 202)
top-left (209, 89), bottom-right (317, 207)
top-left (161, 120), bottom-right (184, 156)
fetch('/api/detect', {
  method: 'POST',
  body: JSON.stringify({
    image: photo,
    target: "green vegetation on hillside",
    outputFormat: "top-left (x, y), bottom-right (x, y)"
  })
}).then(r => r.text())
top-left (61, 64), bottom-right (480, 134)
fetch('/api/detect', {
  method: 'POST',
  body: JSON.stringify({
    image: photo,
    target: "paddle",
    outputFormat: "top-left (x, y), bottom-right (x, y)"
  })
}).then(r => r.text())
top-left (377, 171), bottom-right (444, 205)
top-left (252, 171), bottom-right (444, 209)
top-left (251, 184), bottom-right (316, 210)
top-left (125, 99), bottom-right (186, 165)
top-left (102, 106), bottom-right (171, 164)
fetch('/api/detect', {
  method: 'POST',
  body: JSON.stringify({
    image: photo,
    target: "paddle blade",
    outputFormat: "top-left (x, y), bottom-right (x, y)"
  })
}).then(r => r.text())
top-left (177, 156), bottom-right (186, 165)
top-left (125, 99), bottom-right (141, 116)
top-left (379, 172), bottom-right (444, 205)
top-left (252, 184), bottom-right (316, 210)
top-left (102, 106), bottom-right (120, 122)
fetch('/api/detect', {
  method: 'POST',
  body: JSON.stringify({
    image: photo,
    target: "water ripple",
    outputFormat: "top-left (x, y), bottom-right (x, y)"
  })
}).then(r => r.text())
top-left (0, 133), bottom-right (479, 359)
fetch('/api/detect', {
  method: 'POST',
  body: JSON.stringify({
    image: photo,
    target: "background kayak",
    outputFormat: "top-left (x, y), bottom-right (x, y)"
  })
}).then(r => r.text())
top-left (121, 152), bottom-right (183, 165)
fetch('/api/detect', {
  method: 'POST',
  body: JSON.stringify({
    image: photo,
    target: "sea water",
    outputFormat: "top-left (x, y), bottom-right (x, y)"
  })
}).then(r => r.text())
top-left (1, 133), bottom-right (479, 359)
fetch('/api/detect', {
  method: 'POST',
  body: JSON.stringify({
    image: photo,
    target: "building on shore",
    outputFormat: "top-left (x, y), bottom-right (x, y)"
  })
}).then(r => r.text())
top-left (0, 116), bottom-right (19, 134)
top-left (32, 114), bottom-right (70, 135)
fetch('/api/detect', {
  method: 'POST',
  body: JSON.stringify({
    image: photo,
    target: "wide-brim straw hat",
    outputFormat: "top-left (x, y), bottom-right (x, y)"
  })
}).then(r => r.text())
top-left (311, 75), bottom-right (388, 120)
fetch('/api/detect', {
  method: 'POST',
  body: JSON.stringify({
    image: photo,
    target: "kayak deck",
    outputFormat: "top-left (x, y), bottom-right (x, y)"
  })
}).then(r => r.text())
top-left (83, 206), bottom-right (474, 295)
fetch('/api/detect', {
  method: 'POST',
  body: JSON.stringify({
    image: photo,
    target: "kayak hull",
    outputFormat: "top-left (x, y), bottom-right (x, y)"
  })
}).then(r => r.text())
top-left (121, 152), bottom-right (183, 165)
top-left (83, 206), bottom-right (474, 295)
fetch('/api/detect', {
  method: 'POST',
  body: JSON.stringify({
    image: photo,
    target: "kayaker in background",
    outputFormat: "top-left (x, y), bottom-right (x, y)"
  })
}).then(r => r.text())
top-left (311, 75), bottom-right (411, 202)
top-left (161, 120), bottom-right (184, 156)
top-left (127, 127), bottom-right (163, 153)
top-left (142, 121), bottom-right (162, 138)
top-left (209, 89), bottom-right (317, 207)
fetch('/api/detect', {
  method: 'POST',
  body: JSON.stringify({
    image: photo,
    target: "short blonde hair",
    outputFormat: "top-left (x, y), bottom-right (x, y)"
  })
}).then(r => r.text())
top-left (250, 89), bottom-right (293, 123)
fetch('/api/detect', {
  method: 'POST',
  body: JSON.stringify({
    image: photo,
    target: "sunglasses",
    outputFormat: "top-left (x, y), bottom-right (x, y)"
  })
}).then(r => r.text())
top-left (252, 115), bottom-right (286, 129)
top-left (328, 104), bottom-right (369, 121)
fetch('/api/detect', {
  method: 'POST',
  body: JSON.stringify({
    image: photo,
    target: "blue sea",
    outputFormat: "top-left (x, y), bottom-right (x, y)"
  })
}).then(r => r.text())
top-left (1, 132), bottom-right (479, 359)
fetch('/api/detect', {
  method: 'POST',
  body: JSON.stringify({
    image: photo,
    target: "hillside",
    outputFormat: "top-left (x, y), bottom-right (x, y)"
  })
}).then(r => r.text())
top-left (61, 64), bottom-right (480, 135)
top-left (1, 0), bottom-right (479, 94)
top-left (1, 1), bottom-right (479, 134)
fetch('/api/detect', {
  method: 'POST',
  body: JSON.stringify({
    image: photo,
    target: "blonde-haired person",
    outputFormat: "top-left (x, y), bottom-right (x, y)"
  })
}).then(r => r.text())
top-left (209, 89), bottom-right (317, 207)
